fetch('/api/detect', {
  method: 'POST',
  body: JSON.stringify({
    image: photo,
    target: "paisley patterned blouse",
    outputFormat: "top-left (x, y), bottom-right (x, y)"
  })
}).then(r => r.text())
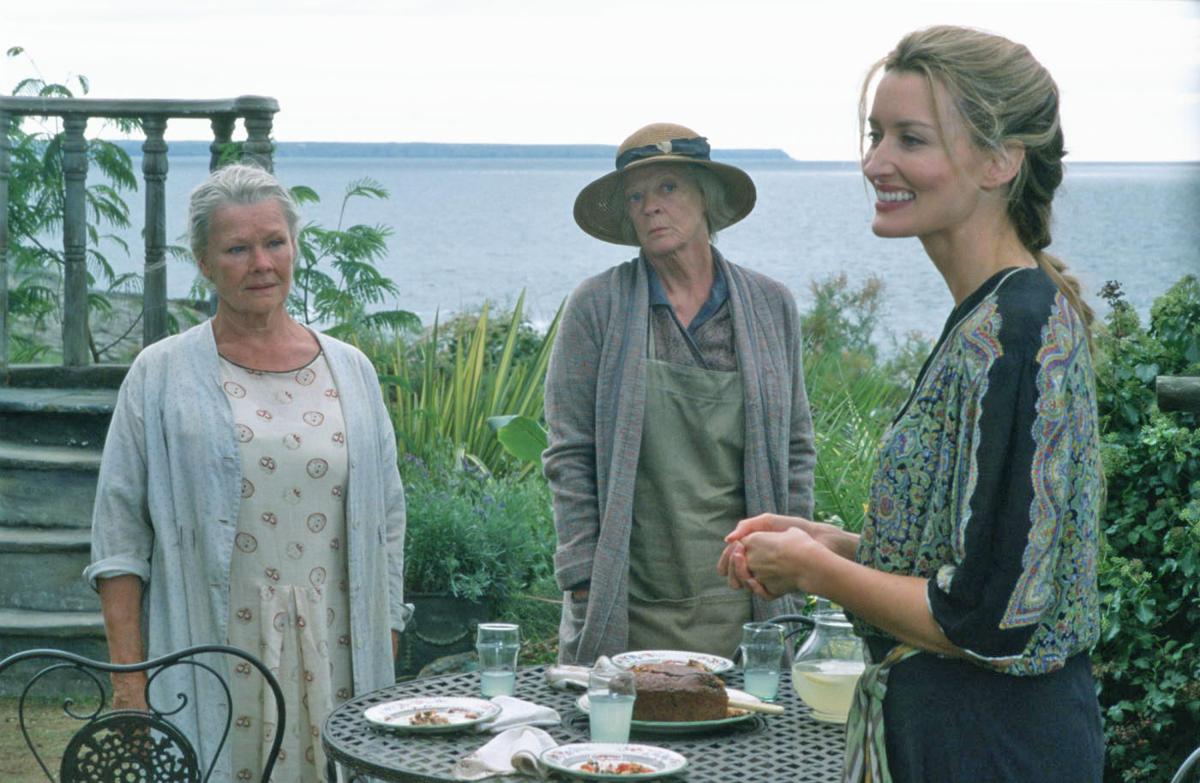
top-left (854, 267), bottom-right (1102, 676)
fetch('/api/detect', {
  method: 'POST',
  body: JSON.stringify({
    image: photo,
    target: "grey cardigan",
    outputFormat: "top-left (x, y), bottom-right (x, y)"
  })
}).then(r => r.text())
top-left (85, 320), bottom-right (412, 779)
top-left (543, 250), bottom-right (816, 664)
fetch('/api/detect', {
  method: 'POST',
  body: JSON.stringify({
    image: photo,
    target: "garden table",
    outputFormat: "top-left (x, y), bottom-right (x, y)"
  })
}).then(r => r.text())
top-left (323, 665), bottom-right (847, 781)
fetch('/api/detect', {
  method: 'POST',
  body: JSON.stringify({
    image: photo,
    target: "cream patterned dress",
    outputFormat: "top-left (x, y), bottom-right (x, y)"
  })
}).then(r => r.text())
top-left (219, 352), bottom-right (353, 782)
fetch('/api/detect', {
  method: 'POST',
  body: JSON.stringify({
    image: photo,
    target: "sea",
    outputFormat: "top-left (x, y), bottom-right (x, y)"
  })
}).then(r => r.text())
top-left (98, 151), bottom-right (1199, 347)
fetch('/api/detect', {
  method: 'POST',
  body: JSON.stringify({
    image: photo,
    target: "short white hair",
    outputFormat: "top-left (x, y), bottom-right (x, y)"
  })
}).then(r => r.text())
top-left (188, 163), bottom-right (300, 264)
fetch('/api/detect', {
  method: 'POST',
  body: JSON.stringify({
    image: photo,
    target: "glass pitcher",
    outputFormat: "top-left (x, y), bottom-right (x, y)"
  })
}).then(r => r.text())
top-left (771, 600), bottom-right (866, 723)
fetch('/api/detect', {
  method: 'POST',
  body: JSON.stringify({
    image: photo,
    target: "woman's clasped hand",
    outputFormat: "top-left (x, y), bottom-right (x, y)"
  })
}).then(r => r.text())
top-left (719, 515), bottom-right (858, 599)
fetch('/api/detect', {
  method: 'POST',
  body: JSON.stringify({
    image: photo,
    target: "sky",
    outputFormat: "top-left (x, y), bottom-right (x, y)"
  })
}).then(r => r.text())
top-left (4, 0), bottom-right (1199, 161)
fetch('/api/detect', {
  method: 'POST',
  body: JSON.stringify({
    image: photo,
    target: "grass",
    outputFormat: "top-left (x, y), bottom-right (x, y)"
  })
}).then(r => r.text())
top-left (1, 697), bottom-right (76, 782)
top-left (803, 349), bottom-right (907, 531)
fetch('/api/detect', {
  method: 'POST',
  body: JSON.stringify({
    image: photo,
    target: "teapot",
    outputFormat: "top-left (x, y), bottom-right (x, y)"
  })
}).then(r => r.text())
top-left (769, 600), bottom-right (866, 723)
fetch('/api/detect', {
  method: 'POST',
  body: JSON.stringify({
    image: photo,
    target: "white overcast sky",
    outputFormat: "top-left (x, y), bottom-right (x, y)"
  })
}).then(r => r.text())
top-left (5, 0), bottom-right (1199, 161)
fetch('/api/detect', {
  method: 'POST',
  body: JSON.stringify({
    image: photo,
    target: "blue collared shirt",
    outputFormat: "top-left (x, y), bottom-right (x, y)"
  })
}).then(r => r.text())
top-left (645, 258), bottom-right (730, 335)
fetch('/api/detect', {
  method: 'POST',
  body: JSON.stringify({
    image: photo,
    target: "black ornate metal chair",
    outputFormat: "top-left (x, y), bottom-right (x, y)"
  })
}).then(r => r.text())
top-left (0, 643), bottom-right (285, 782)
top-left (1174, 745), bottom-right (1200, 783)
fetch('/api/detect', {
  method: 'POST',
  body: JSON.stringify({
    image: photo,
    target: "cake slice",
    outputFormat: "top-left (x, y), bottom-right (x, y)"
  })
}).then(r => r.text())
top-left (629, 662), bottom-right (729, 722)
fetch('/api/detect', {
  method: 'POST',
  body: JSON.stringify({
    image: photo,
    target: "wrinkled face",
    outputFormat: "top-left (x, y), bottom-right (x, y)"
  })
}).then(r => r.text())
top-left (200, 200), bottom-right (295, 319)
top-left (622, 164), bottom-right (709, 256)
top-left (862, 70), bottom-right (992, 241)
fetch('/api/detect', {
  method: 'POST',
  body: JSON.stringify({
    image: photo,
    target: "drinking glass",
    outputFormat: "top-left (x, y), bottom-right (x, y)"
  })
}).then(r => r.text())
top-left (740, 621), bottom-right (785, 702)
top-left (475, 623), bottom-right (520, 697)
top-left (587, 670), bottom-right (637, 743)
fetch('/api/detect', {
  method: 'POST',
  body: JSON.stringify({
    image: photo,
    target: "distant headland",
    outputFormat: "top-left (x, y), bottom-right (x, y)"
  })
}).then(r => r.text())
top-left (110, 140), bottom-right (796, 161)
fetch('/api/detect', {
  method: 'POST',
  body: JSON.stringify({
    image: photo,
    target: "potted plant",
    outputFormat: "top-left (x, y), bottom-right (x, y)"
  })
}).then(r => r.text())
top-left (397, 449), bottom-right (555, 677)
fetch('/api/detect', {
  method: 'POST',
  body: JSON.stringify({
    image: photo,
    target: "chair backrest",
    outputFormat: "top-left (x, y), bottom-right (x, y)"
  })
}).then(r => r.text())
top-left (0, 643), bottom-right (285, 783)
top-left (1174, 746), bottom-right (1200, 783)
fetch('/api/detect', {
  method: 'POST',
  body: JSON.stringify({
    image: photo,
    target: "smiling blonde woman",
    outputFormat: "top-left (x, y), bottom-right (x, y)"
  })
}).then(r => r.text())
top-left (721, 27), bottom-right (1104, 783)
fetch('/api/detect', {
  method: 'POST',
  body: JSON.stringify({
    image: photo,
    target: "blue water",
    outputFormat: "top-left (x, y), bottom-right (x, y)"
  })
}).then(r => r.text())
top-left (101, 157), bottom-right (1199, 344)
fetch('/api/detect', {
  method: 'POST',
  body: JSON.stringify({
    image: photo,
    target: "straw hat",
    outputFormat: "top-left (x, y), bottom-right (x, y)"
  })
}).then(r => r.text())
top-left (573, 122), bottom-right (757, 245)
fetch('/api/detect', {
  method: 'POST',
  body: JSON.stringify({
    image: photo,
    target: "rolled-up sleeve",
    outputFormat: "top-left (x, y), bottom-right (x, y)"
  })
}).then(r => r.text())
top-left (85, 362), bottom-right (154, 589)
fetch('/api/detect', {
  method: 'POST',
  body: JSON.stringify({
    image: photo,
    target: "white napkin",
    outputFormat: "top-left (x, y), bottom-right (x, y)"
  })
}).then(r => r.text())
top-left (475, 695), bottom-right (561, 733)
top-left (544, 655), bottom-right (620, 691)
top-left (452, 726), bottom-right (556, 780)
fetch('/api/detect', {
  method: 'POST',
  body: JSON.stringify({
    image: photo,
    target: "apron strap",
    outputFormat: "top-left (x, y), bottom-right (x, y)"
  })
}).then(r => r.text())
top-left (842, 643), bottom-right (921, 783)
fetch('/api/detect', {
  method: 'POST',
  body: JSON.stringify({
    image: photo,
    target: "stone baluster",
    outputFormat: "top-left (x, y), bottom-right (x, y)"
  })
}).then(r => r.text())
top-left (142, 116), bottom-right (169, 347)
top-left (0, 110), bottom-right (10, 370)
top-left (61, 115), bottom-right (89, 367)
top-left (210, 114), bottom-right (235, 172)
top-left (243, 110), bottom-right (274, 172)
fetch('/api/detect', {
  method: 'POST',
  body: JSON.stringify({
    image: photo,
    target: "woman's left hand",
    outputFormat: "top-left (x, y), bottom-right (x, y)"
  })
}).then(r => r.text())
top-left (735, 527), bottom-right (830, 600)
top-left (392, 629), bottom-right (400, 661)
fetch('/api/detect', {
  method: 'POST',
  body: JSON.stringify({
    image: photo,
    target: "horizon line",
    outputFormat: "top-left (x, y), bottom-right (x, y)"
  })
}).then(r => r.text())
top-left (97, 138), bottom-right (1200, 165)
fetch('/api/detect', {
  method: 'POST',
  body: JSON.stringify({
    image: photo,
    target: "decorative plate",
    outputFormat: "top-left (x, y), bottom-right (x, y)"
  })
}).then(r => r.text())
top-left (362, 697), bottom-right (500, 733)
top-left (578, 688), bottom-right (760, 734)
top-left (540, 743), bottom-right (687, 780)
top-left (610, 650), bottom-right (735, 674)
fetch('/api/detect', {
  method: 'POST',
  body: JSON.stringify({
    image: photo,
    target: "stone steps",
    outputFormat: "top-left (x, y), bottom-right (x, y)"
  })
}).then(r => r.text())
top-left (1, 363), bottom-right (128, 389)
top-left (0, 527), bottom-right (96, 612)
top-left (0, 368), bottom-right (123, 676)
top-left (0, 608), bottom-right (109, 696)
top-left (0, 439), bottom-right (102, 528)
top-left (0, 386), bottom-right (117, 446)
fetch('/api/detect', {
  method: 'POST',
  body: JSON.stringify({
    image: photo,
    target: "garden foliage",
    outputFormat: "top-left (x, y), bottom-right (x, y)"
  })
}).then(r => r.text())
top-left (399, 447), bottom-right (561, 655)
top-left (801, 275), bottom-right (914, 530)
top-left (4, 48), bottom-right (144, 362)
top-left (400, 448), bottom-right (555, 602)
top-left (378, 292), bottom-right (561, 477)
top-left (287, 178), bottom-right (420, 340)
top-left (1092, 277), bottom-right (1200, 782)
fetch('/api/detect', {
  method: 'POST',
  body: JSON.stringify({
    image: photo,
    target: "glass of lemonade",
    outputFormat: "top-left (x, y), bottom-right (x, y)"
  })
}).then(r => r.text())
top-left (740, 621), bottom-right (786, 702)
top-left (476, 623), bottom-right (520, 697)
top-left (587, 670), bottom-right (637, 743)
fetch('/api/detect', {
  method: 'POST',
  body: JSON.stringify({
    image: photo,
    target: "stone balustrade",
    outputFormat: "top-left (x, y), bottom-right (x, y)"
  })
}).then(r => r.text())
top-left (0, 95), bottom-right (279, 369)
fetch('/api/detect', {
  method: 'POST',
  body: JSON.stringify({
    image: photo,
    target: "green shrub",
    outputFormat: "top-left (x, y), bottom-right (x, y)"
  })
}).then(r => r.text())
top-left (1093, 277), bottom-right (1200, 782)
top-left (801, 272), bottom-right (884, 363)
top-left (400, 449), bottom-right (555, 607)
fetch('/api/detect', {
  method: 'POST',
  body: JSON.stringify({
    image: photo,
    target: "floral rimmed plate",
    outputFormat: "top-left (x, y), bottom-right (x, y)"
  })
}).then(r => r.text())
top-left (363, 697), bottom-right (500, 733)
top-left (540, 743), bottom-right (687, 780)
top-left (610, 650), bottom-right (735, 674)
top-left (577, 688), bottom-right (760, 734)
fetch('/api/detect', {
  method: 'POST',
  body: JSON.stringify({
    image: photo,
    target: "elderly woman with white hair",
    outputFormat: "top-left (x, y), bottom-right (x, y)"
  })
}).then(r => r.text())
top-left (544, 123), bottom-right (816, 664)
top-left (86, 163), bottom-right (411, 782)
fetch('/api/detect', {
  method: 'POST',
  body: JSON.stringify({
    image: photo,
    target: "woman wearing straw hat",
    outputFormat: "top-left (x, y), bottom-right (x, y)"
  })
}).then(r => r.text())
top-left (543, 122), bottom-right (816, 664)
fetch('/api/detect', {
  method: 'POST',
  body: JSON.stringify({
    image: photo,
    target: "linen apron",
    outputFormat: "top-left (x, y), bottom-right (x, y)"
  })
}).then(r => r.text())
top-left (627, 326), bottom-right (753, 658)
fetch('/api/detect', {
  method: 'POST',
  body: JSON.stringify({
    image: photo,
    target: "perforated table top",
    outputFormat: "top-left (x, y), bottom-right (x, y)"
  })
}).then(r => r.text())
top-left (323, 665), bottom-right (846, 782)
